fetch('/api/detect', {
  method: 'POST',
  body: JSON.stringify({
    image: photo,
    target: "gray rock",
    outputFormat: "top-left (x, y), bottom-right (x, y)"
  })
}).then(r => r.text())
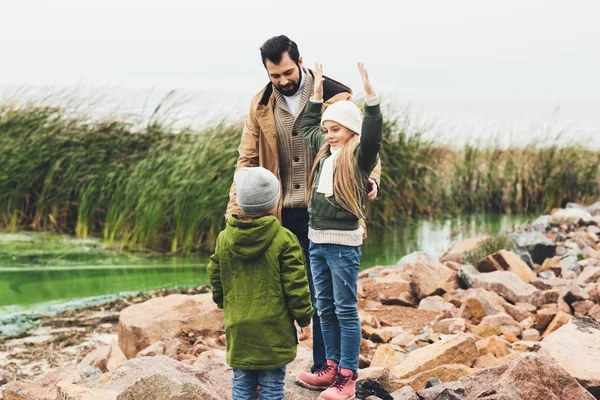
top-left (550, 208), bottom-right (595, 226)
top-left (532, 215), bottom-right (551, 232)
top-left (457, 264), bottom-right (479, 287)
top-left (560, 255), bottom-right (581, 275)
top-left (509, 232), bottom-right (556, 265)
top-left (539, 270), bottom-right (556, 280)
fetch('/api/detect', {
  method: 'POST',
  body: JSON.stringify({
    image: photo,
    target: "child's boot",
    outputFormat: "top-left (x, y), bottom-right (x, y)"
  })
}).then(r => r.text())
top-left (319, 368), bottom-right (357, 400)
top-left (296, 360), bottom-right (338, 390)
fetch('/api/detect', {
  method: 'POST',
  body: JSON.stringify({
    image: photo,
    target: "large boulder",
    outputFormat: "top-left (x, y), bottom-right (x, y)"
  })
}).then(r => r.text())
top-left (99, 355), bottom-right (222, 399)
top-left (460, 353), bottom-right (594, 400)
top-left (390, 333), bottom-right (478, 384)
top-left (539, 316), bottom-right (600, 396)
top-left (467, 271), bottom-right (547, 306)
top-left (118, 294), bottom-right (224, 359)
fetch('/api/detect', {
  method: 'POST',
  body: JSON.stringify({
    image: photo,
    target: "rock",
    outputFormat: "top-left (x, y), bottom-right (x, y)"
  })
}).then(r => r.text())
top-left (55, 382), bottom-right (117, 400)
top-left (370, 344), bottom-right (408, 369)
top-left (417, 296), bottom-right (456, 312)
top-left (24, 364), bottom-right (82, 400)
top-left (473, 313), bottom-right (521, 338)
top-left (461, 353), bottom-right (594, 400)
top-left (79, 344), bottom-right (111, 373)
top-left (561, 255), bottom-right (582, 275)
top-left (476, 336), bottom-right (511, 358)
top-left (537, 256), bottom-right (562, 276)
top-left (432, 318), bottom-right (466, 335)
top-left (509, 231), bottom-right (557, 265)
top-left (100, 355), bottom-right (221, 399)
top-left (136, 341), bottom-right (167, 357)
top-left (467, 271), bottom-right (546, 306)
top-left (476, 250), bottom-right (537, 283)
top-left (1, 390), bottom-right (28, 400)
top-left (550, 208), bottom-right (595, 226)
top-left (541, 311), bottom-right (572, 339)
top-left (589, 304), bottom-right (600, 319)
top-left (538, 270), bottom-right (557, 280)
top-left (396, 251), bottom-right (437, 270)
top-left (416, 384), bottom-right (466, 400)
top-left (441, 237), bottom-right (487, 263)
top-left (522, 328), bottom-right (541, 341)
top-left (355, 379), bottom-right (394, 400)
top-left (572, 300), bottom-right (595, 316)
top-left (117, 294), bottom-right (224, 359)
top-left (363, 326), bottom-right (393, 343)
top-left (362, 276), bottom-right (412, 304)
top-left (539, 316), bottom-right (600, 396)
top-left (358, 367), bottom-right (388, 381)
top-left (502, 302), bottom-right (534, 322)
top-left (390, 333), bottom-right (478, 381)
top-left (512, 340), bottom-right (540, 352)
top-left (531, 215), bottom-right (551, 232)
top-left (106, 337), bottom-right (127, 372)
top-left (457, 264), bottom-right (480, 287)
top-left (578, 266), bottom-right (600, 284)
top-left (534, 306), bottom-right (558, 331)
top-left (393, 364), bottom-right (473, 391)
top-left (410, 261), bottom-right (457, 300)
top-left (390, 386), bottom-right (419, 399)
top-left (457, 290), bottom-right (505, 325)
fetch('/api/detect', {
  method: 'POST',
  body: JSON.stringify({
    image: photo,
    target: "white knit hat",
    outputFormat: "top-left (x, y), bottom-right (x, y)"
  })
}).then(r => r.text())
top-left (234, 167), bottom-right (280, 215)
top-left (320, 101), bottom-right (362, 135)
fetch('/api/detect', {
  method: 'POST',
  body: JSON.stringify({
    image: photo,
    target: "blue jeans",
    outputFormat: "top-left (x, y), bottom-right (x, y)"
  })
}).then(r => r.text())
top-left (282, 208), bottom-right (326, 372)
top-left (309, 241), bottom-right (361, 373)
top-left (232, 367), bottom-right (286, 400)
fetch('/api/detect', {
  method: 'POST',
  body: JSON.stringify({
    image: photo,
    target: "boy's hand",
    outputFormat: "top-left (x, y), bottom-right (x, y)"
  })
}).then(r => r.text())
top-left (313, 62), bottom-right (324, 101)
top-left (299, 325), bottom-right (311, 341)
top-left (296, 322), bottom-right (312, 341)
top-left (358, 62), bottom-right (377, 98)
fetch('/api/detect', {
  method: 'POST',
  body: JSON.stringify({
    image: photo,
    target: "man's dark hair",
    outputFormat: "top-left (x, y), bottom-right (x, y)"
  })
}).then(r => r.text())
top-left (260, 35), bottom-right (300, 67)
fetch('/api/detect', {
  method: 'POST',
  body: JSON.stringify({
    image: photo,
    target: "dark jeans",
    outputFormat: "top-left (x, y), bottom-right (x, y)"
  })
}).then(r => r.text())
top-left (281, 207), bottom-right (326, 373)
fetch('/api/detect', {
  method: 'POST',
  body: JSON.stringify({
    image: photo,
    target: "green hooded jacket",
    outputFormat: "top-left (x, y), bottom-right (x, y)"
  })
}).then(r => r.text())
top-left (207, 215), bottom-right (314, 370)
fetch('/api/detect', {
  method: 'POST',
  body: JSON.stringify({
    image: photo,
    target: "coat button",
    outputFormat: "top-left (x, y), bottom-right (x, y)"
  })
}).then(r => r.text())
top-left (293, 157), bottom-right (299, 162)
top-left (294, 184), bottom-right (300, 189)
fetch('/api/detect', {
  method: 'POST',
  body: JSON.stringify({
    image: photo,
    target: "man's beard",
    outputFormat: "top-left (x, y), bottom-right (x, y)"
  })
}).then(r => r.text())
top-left (276, 65), bottom-right (301, 96)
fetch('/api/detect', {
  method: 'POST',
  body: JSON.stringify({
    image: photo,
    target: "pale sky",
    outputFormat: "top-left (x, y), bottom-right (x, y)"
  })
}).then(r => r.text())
top-left (1, 0), bottom-right (599, 145)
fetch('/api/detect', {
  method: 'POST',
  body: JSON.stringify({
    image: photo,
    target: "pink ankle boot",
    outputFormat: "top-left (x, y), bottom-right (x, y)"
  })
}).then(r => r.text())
top-left (319, 368), bottom-right (358, 400)
top-left (296, 360), bottom-right (338, 390)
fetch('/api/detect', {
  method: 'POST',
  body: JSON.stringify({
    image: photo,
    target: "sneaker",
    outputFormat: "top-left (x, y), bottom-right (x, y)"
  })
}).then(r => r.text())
top-left (319, 368), bottom-right (358, 400)
top-left (296, 360), bottom-right (338, 390)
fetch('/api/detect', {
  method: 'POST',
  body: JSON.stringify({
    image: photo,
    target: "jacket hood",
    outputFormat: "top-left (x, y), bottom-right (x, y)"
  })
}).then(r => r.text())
top-left (224, 216), bottom-right (280, 260)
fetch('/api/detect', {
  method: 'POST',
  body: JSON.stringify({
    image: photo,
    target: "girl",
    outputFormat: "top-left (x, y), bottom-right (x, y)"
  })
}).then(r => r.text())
top-left (296, 63), bottom-right (382, 400)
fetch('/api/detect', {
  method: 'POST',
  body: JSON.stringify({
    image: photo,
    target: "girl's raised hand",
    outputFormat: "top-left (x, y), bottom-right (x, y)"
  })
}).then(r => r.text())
top-left (313, 62), bottom-right (324, 101)
top-left (358, 62), bottom-right (376, 98)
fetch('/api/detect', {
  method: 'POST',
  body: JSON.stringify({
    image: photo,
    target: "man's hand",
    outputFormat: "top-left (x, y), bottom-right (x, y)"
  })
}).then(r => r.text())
top-left (367, 178), bottom-right (378, 202)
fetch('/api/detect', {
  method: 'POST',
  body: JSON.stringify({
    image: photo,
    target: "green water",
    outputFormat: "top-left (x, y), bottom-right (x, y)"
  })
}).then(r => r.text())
top-left (0, 213), bottom-right (529, 335)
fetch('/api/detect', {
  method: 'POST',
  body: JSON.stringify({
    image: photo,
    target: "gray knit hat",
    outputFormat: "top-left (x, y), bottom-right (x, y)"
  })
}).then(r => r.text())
top-left (234, 167), bottom-right (280, 215)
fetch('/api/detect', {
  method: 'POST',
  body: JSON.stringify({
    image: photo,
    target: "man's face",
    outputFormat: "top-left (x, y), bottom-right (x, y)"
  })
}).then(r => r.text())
top-left (265, 52), bottom-right (303, 96)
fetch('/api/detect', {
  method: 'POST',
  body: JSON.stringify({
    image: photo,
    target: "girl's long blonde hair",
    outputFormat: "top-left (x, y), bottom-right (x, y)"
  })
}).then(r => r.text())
top-left (307, 134), bottom-right (366, 218)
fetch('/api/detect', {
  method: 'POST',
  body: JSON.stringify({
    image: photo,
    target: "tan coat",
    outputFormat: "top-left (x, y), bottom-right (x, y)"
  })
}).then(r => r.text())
top-left (226, 76), bottom-right (381, 223)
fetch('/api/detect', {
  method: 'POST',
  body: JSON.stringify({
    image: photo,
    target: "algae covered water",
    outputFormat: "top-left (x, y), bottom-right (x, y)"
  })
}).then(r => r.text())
top-left (0, 213), bottom-right (528, 335)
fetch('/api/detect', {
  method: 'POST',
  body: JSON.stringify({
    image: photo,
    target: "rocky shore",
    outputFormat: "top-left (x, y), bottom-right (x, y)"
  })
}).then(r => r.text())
top-left (3, 203), bottom-right (600, 399)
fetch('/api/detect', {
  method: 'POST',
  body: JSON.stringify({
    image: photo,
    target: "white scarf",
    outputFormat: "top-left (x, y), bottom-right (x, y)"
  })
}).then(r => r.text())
top-left (316, 147), bottom-right (342, 197)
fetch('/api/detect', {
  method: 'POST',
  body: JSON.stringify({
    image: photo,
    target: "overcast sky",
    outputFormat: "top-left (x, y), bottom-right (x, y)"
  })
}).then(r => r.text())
top-left (1, 1), bottom-right (599, 145)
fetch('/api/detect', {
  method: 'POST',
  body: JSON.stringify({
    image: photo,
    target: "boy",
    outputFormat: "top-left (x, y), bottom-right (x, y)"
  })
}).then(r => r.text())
top-left (208, 166), bottom-right (314, 399)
